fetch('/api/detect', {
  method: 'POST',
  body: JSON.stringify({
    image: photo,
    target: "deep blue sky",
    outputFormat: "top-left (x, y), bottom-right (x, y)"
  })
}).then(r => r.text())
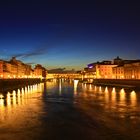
top-left (0, 0), bottom-right (140, 70)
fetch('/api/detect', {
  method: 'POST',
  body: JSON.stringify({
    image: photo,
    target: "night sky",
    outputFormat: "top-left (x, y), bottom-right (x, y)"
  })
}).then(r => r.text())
top-left (0, 0), bottom-right (140, 70)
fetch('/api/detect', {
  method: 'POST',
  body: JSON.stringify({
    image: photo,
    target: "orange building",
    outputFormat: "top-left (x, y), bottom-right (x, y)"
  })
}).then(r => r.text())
top-left (34, 64), bottom-right (46, 79)
top-left (113, 65), bottom-right (124, 79)
top-left (0, 57), bottom-right (46, 79)
top-left (85, 61), bottom-right (117, 79)
top-left (124, 62), bottom-right (140, 79)
top-left (113, 60), bottom-right (140, 79)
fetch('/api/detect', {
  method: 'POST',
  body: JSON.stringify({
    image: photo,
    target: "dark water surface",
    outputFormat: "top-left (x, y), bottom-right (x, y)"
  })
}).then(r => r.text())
top-left (0, 79), bottom-right (140, 140)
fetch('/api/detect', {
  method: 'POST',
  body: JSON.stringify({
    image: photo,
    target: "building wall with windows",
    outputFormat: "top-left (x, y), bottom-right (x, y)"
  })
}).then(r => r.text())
top-left (0, 57), bottom-right (46, 79)
top-left (34, 64), bottom-right (47, 78)
top-left (85, 58), bottom-right (140, 79)
top-left (85, 62), bottom-right (117, 79)
top-left (113, 66), bottom-right (124, 79)
top-left (113, 62), bottom-right (140, 79)
top-left (0, 60), bottom-right (4, 78)
top-left (95, 64), bottom-right (117, 79)
top-left (124, 62), bottom-right (140, 79)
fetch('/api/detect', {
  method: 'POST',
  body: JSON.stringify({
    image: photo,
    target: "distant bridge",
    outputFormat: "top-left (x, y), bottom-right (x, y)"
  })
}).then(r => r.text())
top-left (46, 73), bottom-right (82, 79)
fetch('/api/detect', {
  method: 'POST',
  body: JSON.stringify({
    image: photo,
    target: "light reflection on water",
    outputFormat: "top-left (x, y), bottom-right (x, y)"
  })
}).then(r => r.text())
top-left (59, 79), bottom-right (62, 94)
top-left (130, 90), bottom-right (137, 107)
top-left (0, 84), bottom-right (44, 126)
top-left (74, 80), bottom-right (79, 95)
top-left (0, 81), bottom-right (139, 121)
top-left (0, 80), bottom-right (140, 139)
top-left (79, 82), bottom-right (139, 115)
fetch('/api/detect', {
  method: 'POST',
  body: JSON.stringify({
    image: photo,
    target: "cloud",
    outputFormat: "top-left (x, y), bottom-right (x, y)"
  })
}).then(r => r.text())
top-left (13, 46), bottom-right (47, 59)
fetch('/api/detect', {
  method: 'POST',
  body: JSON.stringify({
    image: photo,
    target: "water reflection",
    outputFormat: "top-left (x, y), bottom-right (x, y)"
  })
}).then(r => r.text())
top-left (104, 87), bottom-right (108, 94)
top-left (119, 88), bottom-right (126, 104)
top-left (104, 87), bottom-right (109, 104)
top-left (0, 98), bottom-right (4, 106)
top-left (94, 86), bottom-right (97, 92)
top-left (78, 84), bottom-right (139, 114)
top-left (7, 92), bottom-right (11, 106)
top-left (0, 81), bottom-right (140, 140)
top-left (111, 88), bottom-right (116, 106)
top-left (89, 84), bottom-right (92, 91)
top-left (0, 83), bottom-right (44, 124)
top-left (0, 97), bottom-right (5, 121)
top-left (17, 90), bottom-right (21, 105)
top-left (130, 90), bottom-right (137, 107)
top-left (74, 80), bottom-right (79, 95)
top-left (25, 87), bottom-right (28, 93)
top-left (0, 94), bottom-right (4, 99)
top-left (12, 90), bottom-right (16, 106)
top-left (99, 86), bottom-right (102, 93)
top-left (84, 83), bottom-right (87, 89)
top-left (81, 85), bottom-right (138, 118)
top-left (8, 82), bottom-right (137, 116)
top-left (59, 79), bottom-right (62, 94)
top-left (112, 87), bottom-right (116, 94)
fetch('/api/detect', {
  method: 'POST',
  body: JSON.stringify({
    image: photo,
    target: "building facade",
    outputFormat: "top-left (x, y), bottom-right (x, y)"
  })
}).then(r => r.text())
top-left (85, 61), bottom-right (117, 79)
top-left (34, 64), bottom-right (47, 79)
top-left (0, 57), bottom-right (46, 79)
top-left (113, 66), bottom-right (124, 79)
top-left (124, 62), bottom-right (140, 79)
top-left (113, 61), bottom-right (140, 79)
top-left (85, 57), bottom-right (140, 79)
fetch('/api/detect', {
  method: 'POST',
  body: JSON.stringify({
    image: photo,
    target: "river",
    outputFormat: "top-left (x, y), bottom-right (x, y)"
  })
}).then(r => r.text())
top-left (0, 79), bottom-right (140, 140)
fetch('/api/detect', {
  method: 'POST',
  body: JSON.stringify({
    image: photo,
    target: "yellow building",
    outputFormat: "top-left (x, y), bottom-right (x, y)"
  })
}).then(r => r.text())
top-left (113, 65), bottom-right (124, 79)
top-left (34, 64), bottom-right (46, 79)
top-left (113, 61), bottom-right (140, 79)
top-left (0, 60), bottom-right (12, 78)
top-left (124, 62), bottom-right (140, 79)
top-left (10, 57), bottom-right (32, 78)
top-left (0, 57), bottom-right (47, 79)
top-left (0, 57), bottom-right (36, 78)
top-left (95, 64), bottom-right (117, 79)
top-left (0, 60), bottom-right (4, 78)
top-left (10, 63), bottom-right (18, 77)
top-left (85, 58), bottom-right (140, 79)
top-left (85, 61), bottom-right (117, 79)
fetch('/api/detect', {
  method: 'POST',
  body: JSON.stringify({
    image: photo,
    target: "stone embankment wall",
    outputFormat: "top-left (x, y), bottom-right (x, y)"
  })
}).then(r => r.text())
top-left (0, 78), bottom-right (42, 92)
top-left (93, 79), bottom-right (140, 89)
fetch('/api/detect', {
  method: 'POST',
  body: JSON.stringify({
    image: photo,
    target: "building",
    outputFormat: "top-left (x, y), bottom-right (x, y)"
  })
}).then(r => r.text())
top-left (0, 60), bottom-right (3, 78)
top-left (112, 65), bottom-right (124, 79)
top-left (84, 57), bottom-right (140, 79)
top-left (0, 57), bottom-right (46, 79)
top-left (10, 57), bottom-right (32, 78)
top-left (113, 59), bottom-right (140, 79)
top-left (85, 61), bottom-right (117, 79)
top-left (0, 60), bottom-right (12, 78)
top-left (95, 63), bottom-right (117, 79)
top-left (34, 64), bottom-right (46, 79)
top-left (113, 56), bottom-right (123, 65)
top-left (124, 62), bottom-right (140, 79)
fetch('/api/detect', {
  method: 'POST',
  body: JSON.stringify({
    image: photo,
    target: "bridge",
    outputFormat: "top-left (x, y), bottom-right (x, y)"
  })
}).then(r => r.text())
top-left (46, 73), bottom-right (82, 80)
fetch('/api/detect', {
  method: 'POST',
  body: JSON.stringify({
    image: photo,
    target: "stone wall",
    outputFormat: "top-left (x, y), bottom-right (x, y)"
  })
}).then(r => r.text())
top-left (0, 78), bottom-right (42, 92)
top-left (93, 79), bottom-right (140, 88)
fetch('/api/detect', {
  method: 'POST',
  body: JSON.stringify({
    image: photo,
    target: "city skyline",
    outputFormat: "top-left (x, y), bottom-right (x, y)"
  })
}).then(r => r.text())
top-left (0, 0), bottom-right (140, 70)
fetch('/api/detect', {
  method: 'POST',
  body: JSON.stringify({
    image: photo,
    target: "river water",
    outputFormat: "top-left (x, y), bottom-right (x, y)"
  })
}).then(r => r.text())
top-left (0, 79), bottom-right (140, 140)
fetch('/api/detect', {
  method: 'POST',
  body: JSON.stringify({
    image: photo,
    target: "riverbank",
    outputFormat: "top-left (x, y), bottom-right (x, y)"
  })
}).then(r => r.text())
top-left (92, 79), bottom-right (140, 89)
top-left (78, 78), bottom-right (140, 89)
top-left (0, 78), bottom-right (42, 92)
